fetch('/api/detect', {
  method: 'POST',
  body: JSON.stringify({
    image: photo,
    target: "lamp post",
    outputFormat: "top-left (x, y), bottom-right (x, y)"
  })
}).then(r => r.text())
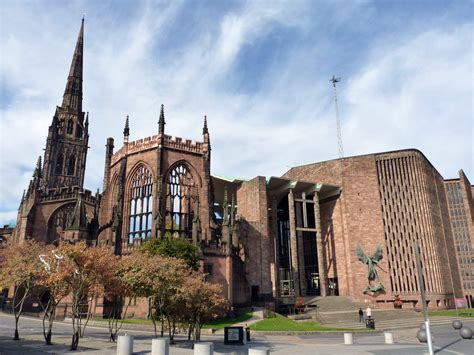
top-left (414, 241), bottom-right (433, 355)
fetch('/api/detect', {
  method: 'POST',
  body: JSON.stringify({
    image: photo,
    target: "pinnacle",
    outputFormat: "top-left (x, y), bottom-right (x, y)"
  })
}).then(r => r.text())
top-left (203, 115), bottom-right (208, 135)
top-left (123, 115), bottom-right (130, 137)
top-left (158, 104), bottom-right (165, 134)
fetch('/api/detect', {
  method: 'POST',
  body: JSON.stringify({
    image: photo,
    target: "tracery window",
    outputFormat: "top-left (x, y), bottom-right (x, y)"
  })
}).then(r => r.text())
top-left (66, 119), bottom-right (74, 134)
top-left (55, 154), bottom-right (63, 175)
top-left (165, 164), bottom-right (196, 239)
top-left (128, 165), bottom-right (153, 244)
top-left (67, 156), bottom-right (75, 175)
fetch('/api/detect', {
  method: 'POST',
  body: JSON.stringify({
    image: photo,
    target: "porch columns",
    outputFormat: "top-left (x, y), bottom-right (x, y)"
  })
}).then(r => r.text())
top-left (314, 192), bottom-right (327, 297)
top-left (271, 196), bottom-right (280, 298)
top-left (288, 189), bottom-right (301, 296)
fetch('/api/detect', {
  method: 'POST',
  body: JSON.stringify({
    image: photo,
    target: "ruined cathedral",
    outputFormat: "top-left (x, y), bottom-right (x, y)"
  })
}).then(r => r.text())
top-left (13, 20), bottom-right (474, 311)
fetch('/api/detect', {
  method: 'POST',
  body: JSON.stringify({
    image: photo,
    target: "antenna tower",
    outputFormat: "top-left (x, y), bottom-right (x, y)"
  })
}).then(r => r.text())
top-left (330, 75), bottom-right (344, 158)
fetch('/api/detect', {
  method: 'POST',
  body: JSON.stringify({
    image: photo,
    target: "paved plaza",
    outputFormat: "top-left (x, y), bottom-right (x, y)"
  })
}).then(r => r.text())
top-left (0, 313), bottom-right (473, 354)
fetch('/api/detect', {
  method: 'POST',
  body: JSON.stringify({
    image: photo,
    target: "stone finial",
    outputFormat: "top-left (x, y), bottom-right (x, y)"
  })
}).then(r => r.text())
top-left (158, 104), bottom-right (165, 135)
top-left (123, 115), bottom-right (130, 143)
top-left (203, 115), bottom-right (208, 135)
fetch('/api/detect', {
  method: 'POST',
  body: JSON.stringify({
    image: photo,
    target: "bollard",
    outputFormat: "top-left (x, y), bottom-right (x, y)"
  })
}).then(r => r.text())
top-left (152, 338), bottom-right (169, 355)
top-left (344, 333), bottom-right (353, 345)
top-left (194, 342), bottom-right (213, 355)
top-left (117, 334), bottom-right (133, 355)
top-left (248, 348), bottom-right (270, 355)
top-left (460, 327), bottom-right (473, 339)
top-left (384, 332), bottom-right (394, 344)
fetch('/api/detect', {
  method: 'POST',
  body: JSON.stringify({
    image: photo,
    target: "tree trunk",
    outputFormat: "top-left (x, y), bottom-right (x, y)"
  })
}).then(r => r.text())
top-left (160, 316), bottom-right (164, 337)
top-left (42, 297), bottom-right (56, 345)
top-left (13, 317), bottom-right (19, 340)
top-left (70, 331), bottom-right (79, 351)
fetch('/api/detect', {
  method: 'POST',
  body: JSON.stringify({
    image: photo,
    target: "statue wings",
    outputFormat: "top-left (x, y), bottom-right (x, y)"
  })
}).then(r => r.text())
top-left (371, 246), bottom-right (383, 263)
top-left (356, 245), bottom-right (369, 264)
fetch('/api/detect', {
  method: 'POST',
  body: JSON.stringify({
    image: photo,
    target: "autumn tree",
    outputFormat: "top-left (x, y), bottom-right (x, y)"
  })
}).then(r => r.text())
top-left (106, 252), bottom-right (156, 342)
top-left (0, 240), bottom-right (45, 340)
top-left (52, 242), bottom-right (117, 350)
top-left (180, 271), bottom-right (228, 341)
top-left (146, 254), bottom-right (189, 340)
top-left (37, 247), bottom-right (71, 345)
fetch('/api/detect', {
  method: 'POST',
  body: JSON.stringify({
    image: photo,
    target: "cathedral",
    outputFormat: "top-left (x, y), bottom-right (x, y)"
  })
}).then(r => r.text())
top-left (13, 20), bottom-right (474, 313)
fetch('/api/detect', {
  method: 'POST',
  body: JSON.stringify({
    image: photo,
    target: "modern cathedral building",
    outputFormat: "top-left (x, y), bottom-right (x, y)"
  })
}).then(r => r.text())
top-left (12, 20), bottom-right (474, 313)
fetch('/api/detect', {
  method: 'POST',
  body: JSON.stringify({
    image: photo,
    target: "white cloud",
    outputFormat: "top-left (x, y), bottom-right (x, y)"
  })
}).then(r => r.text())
top-left (343, 24), bottom-right (473, 178)
top-left (0, 1), bottom-right (472, 226)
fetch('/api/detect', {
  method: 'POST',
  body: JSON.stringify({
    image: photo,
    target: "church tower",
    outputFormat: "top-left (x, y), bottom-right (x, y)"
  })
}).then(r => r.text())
top-left (13, 18), bottom-right (97, 245)
top-left (42, 18), bottom-right (89, 189)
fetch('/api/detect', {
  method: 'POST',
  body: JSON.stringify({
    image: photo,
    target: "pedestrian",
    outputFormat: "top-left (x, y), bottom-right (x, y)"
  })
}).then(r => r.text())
top-left (358, 308), bottom-right (364, 323)
top-left (366, 306), bottom-right (372, 319)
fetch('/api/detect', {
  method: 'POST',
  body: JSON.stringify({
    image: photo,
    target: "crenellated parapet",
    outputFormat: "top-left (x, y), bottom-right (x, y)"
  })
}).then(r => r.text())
top-left (110, 134), bottom-right (205, 166)
top-left (163, 135), bottom-right (204, 154)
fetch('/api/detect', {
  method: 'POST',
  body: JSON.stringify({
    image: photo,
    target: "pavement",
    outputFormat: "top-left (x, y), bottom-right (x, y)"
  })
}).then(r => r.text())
top-left (1, 311), bottom-right (473, 354)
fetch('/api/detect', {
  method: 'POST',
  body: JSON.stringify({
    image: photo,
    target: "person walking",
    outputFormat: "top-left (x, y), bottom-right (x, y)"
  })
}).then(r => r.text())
top-left (366, 306), bottom-right (372, 319)
top-left (358, 308), bottom-right (364, 323)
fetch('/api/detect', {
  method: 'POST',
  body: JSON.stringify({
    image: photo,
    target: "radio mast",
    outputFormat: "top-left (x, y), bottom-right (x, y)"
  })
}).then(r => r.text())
top-left (330, 75), bottom-right (344, 159)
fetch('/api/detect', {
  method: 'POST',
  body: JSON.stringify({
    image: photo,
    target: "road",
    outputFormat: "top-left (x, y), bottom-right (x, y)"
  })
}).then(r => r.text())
top-left (0, 312), bottom-right (473, 354)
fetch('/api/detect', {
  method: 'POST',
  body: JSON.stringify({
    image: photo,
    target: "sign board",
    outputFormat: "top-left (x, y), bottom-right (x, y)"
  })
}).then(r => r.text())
top-left (455, 298), bottom-right (467, 309)
top-left (224, 326), bottom-right (244, 345)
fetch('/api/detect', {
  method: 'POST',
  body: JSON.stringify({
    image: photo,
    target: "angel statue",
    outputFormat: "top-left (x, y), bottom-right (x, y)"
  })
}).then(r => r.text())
top-left (356, 245), bottom-right (384, 293)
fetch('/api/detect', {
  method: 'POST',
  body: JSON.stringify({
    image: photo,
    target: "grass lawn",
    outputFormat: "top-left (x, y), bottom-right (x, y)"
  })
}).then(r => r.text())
top-left (249, 313), bottom-right (351, 332)
top-left (429, 309), bottom-right (474, 318)
top-left (92, 311), bottom-right (253, 330)
top-left (202, 311), bottom-right (253, 330)
top-left (91, 317), bottom-right (154, 325)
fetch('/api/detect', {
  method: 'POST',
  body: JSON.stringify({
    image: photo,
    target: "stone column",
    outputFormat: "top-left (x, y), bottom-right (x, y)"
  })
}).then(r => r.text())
top-left (271, 196), bottom-right (280, 298)
top-left (314, 192), bottom-right (327, 297)
top-left (288, 189), bottom-right (301, 296)
top-left (295, 199), bottom-right (307, 296)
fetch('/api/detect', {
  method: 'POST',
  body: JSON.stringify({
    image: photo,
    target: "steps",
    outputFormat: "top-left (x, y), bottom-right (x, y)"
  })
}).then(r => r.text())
top-left (287, 296), bottom-right (464, 331)
top-left (304, 296), bottom-right (367, 312)
top-left (323, 316), bottom-right (462, 331)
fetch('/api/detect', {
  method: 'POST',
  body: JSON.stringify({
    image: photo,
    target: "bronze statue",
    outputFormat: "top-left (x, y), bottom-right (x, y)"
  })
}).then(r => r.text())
top-left (356, 245), bottom-right (384, 293)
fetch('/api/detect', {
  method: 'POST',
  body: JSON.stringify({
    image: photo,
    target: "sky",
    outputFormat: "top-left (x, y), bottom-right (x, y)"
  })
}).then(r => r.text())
top-left (0, 0), bottom-right (473, 226)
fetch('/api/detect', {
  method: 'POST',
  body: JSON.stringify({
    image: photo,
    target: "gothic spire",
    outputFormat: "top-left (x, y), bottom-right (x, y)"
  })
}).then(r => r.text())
top-left (158, 104), bottom-right (165, 135)
top-left (61, 18), bottom-right (84, 112)
top-left (202, 115), bottom-right (208, 135)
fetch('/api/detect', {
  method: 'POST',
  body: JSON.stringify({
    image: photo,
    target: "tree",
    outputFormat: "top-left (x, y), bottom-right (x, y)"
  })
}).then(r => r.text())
top-left (0, 240), bottom-right (44, 340)
top-left (150, 255), bottom-right (189, 341)
top-left (53, 242), bottom-right (117, 350)
top-left (179, 271), bottom-right (228, 341)
top-left (37, 248), bottom-right (70, 345)
top-left (140, 237), bottom-right (200, 270)
top-left (106, 252), bottom-right (155, 342)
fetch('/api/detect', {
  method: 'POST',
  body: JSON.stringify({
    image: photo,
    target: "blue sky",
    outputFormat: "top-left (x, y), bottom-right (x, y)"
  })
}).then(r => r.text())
top-left (0, 0), bottom-right (473, 226)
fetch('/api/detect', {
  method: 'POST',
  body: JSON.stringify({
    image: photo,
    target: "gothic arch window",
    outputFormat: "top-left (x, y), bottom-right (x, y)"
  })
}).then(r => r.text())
top-left (165, 163), bottom-right (197, 239)
top-left (67, 155), bottom-right (76, 175)
top-left (66, 119), bottom-right (74, 134)
top-left (128, 165), bottom-right (153, 244)
top-left (55, 154), bottom-right (63, 175)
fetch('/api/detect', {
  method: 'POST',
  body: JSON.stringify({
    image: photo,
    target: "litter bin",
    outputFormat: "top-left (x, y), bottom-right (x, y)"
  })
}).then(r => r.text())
top-left (365, 318), bottom-right (375, 329)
